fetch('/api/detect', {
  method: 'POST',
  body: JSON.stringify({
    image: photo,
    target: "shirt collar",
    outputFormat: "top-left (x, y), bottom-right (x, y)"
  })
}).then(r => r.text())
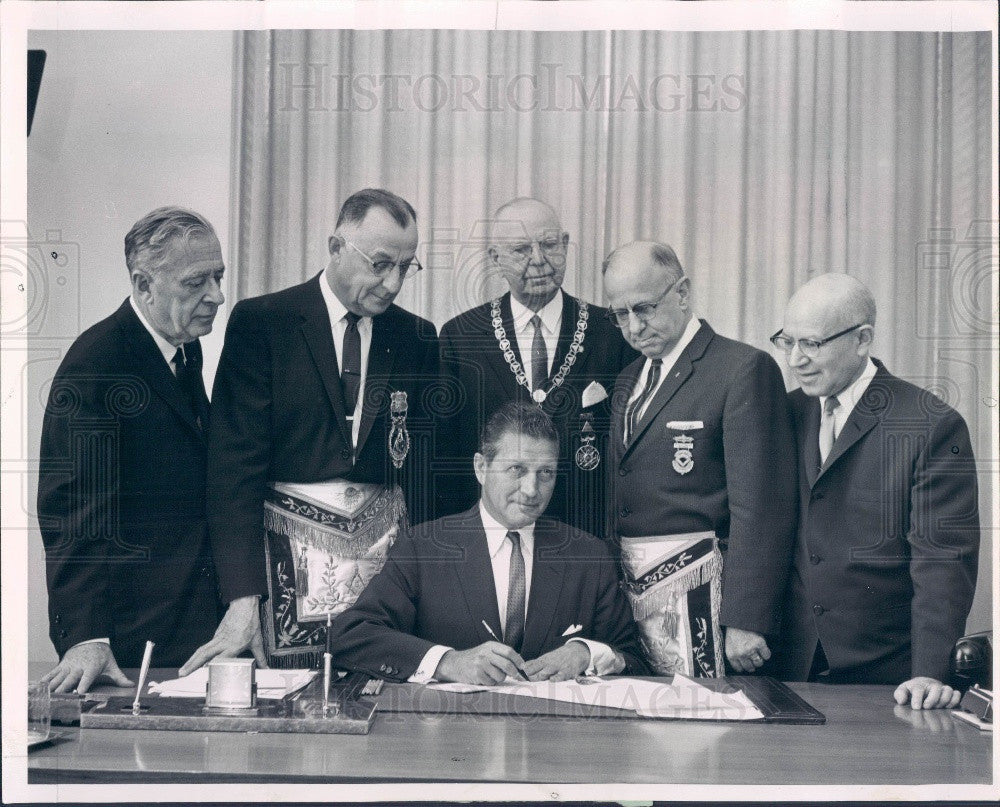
top-left (510, 288), bottom-right (563, 336)
top-left (319, 267), bottom-right (352, 325)
top-left (821, 357), bottom-right (878, 414)
top-left (479, 500), bottom-right (535, 559)
top-left (651, 314), bottom-right (701, 370)
top-left (130, 296), bottom-right (180, 367)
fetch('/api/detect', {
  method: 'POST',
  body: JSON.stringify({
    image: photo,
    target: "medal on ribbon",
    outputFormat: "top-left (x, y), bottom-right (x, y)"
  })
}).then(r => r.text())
top-left (575, 415), bottom-right (600, 471)
top-left (671, 433), bottom-right (694, 475)
top-left (388, 391), bottom-right (410, 468)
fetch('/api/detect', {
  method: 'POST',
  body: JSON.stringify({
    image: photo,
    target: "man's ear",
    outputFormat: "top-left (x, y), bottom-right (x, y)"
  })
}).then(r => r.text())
top-left (473, 452), bottom-right (487, 486)
top-left (132, 271), bottom-right (152, 300)
top-left (561, 231), bottom-right (570, 249)
top-left (486, 246), bottom-right (500, 266)
top-left (676, 276), bottom-right (692, 309)
top-left (328, 234), bottom-right (345, 258)
top-left (857, 324), bottom-right (875, 352)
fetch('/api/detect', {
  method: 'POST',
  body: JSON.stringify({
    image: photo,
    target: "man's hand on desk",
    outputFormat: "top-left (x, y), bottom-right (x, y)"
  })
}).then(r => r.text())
top-left (178, 595), bottom-right (268, 676)
top-left (893, 676), bottom-right (961, 710)
top-left (724, 627), bottom-right (770, 673)
top-left (435, 642), bottom-right (527, 685)
top-left (41, 643), bottom-right (133, 694)
top-left (521, 642), bottom-right (590, 682)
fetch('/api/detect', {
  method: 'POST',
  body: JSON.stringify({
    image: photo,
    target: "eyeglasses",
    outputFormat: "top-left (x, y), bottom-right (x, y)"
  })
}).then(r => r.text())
top-left (769, 323), bottom-right (867, 357)
top-left (503, 234), bottom-right (567, 262)
top-left (605, 278), bottom-right (682, 329)
top-left (344, 239), bottom-right (423, 280)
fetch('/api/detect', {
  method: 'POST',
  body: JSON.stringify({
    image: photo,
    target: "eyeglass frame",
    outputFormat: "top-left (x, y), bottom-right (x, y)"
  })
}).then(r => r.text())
top-left (769, 323), bottom-right (868, 357)
top-left (342, 238), bottom-right (423, 280)
top-left (494, 231), bottom-right (570, 263)
top-left (605, 276), bottom-right (684, 329)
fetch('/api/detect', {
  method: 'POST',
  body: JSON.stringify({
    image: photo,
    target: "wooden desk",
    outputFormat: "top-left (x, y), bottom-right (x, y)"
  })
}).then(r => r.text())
top-left (28, 675), bottom-right (990, 785)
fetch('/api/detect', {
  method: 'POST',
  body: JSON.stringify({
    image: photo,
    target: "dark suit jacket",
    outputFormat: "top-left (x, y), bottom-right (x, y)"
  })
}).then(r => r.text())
top-left (328, 507), bottom-right (649, 680)
top-left (608, 320), bottom-right (798, 638)
top-left (439, 291), bottom-right (638, 536)
top-left (207, 274), bottom-right (441, 603)
top-left (774, 362), bottom-right (979, 684)
top-left (37, 300), bottom-right (221, 667)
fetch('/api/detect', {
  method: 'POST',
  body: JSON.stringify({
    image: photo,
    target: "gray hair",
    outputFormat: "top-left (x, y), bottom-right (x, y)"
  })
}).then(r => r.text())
top-left (125, 206), bottom-right (216, 277)
top-left (602, 240), bottom-right (684, 282)
top-left (479, 401), bottom-right (558, 463)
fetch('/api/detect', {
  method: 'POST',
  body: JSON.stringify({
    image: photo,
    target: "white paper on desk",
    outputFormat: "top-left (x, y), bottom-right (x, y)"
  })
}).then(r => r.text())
top-left (147, 668), bottom-right (317, 700)
top-left (633, 674), bottom-right (765, 721)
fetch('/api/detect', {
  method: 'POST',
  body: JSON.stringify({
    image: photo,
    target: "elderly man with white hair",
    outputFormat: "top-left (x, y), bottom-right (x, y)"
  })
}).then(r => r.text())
top-left (771, 273), bottom-right (980, 710)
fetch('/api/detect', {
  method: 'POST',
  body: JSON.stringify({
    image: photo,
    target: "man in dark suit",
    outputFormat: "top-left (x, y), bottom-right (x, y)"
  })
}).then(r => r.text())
top-left (603, 241), bottom-right (797, 678)
top-left (439, 198), bottom-right (637, 537)
top-left (38, 207), bottom-right (226, 692)
top-left (181, 189), bottom-right (440, 675)
top-left (329, 402), bottom-right (647, 684)
top-left (770, 273), bottom-right (979, 710)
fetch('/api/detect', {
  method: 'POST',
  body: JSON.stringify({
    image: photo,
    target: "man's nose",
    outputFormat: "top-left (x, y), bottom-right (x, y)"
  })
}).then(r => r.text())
top-left (381, 264), bottom-right (405, 295)
top-left (626, 311), bottom-right (645, 339)
top-left (787, 342), bottom-right (809, 367)
top-left (206, 277), bottom-right (225, 306)
top-left (520, 472), bottom-right (540, 499)
top-left (529, 241), bottom-right (545, 265)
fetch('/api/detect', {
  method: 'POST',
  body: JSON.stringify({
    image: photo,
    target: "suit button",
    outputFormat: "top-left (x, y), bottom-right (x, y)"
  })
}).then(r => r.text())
top-left (59, 630), bottom-right (67, 638)
top-left (341, 449), bottom-right (351, 460)
top-left (812, 604), bottom-right (825, 615)
top-left (619, 506), bottom-right (631, 518)
top-left (809, 554), bottom-right (821, 565)
top-left (618, 467), bottom-right (629, 477)
top-left (54, 615), bottom-right (61, 623)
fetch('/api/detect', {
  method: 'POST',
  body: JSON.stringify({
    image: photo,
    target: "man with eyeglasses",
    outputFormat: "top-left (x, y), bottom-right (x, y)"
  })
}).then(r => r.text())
top-left (439, 197), bottom-right (637, 537)
top-left (602, 241), bottom-right (797, 679)
top-left (770, 273), bottom-right (978, 709)
top-left (181, 188), bottom-right (442, 674)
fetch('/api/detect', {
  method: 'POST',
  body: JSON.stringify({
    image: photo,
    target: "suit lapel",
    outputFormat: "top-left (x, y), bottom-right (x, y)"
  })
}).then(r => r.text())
top-left (482, 293), bottom-right (526, 398)
top-left (802, 397), bottom-right (822, 488)
top-left (815, 372), bottom-right (886, 484)
top-left (623, 321), bottom-right (713, 457)
top-left (611, 358), bottom-right (643, 454)
top-left (451, 509), bottom-right (503, 640)
top-left (547, 292), bottom-right (577, 382)
top-left (522, 520), bottom-right (566, 659)
top-left (116, 301), bottom-right (203, 440)
top-left (298, 276), bottom-right (352, 448)
top-left (355, 313), bottom-right (397, 455)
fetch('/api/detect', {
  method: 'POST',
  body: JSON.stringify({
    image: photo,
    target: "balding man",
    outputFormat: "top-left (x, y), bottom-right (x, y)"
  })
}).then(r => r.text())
top-left (770, 274), bottom-right (979, 709)
top-left (38, 207), bottom-right (226, 691)
top-left (439, 198), bottom-right (637, 536)
top-left (603, 242), bottom-right (797, 678)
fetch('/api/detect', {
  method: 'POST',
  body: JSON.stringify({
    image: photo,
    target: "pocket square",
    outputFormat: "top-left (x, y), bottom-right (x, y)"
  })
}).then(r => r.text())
top-left (666, 420), bottom-right (704, 431)
top-left (562, 624), bottom-right (583, 637)
top-left (581, 381), bottom-right (608, 408)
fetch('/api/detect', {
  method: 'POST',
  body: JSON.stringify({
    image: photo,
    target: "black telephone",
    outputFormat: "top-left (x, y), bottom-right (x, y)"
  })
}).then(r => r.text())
top-left (950, 631), bottom-right (992, 725)
top-left (950, 630), bottom-right (992, 691)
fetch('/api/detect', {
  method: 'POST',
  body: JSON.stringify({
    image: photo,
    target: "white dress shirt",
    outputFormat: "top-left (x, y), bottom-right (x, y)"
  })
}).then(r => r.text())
top-left (130, 296), bottom-right (180, 375)
top-left (820, 358), bottom-right (878, 442)
top-left (319, 267), bottom-right (372, 448)
top-left (509, 289), bottom-right (562, 389)
top-left (627, 314), bottom-right (702, 424)
top-left (409, 502), bottom-right (620, 682)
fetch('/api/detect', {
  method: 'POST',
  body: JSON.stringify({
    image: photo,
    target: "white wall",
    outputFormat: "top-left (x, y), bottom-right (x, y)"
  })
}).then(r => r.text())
top-left (26, 30), bottom-right (235, 663)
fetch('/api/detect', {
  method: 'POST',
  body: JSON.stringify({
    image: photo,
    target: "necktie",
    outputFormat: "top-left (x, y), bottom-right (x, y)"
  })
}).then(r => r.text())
top-left (503, 530), bottom-right (526, 652)
top-left (341, 312), bottom-right (362, 415)
top-left (624, 359), bottom-right (662, 444)
top-left (530, 315), bottom-right (548, 394)
top-left (819, 394), bottom-right (841, 466)
top-left (172, 344), bottom-right (210, 429)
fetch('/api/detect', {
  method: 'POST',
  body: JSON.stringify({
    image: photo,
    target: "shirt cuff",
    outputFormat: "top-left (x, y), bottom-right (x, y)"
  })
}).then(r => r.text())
top-left (408, 644), bottom-right (452, 683)
top-left (70, 637), bottom-right (110, 650)
top-left (567, 638), bottom-right (625, 675)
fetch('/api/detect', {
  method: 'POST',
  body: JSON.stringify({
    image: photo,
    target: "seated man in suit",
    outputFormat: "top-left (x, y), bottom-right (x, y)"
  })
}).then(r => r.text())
top-left (329, 402), bottom-right (648, 684)
top-left (38, 206), bottom-right (226, 692)
top-left (771, 273), bottom-right (979, 710)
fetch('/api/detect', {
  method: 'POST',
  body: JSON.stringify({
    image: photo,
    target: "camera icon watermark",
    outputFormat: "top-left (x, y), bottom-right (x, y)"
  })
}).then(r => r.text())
top-left (914, 221), bottom-right (998, 341)
top-left (1, 220), bottom-right (81, 339)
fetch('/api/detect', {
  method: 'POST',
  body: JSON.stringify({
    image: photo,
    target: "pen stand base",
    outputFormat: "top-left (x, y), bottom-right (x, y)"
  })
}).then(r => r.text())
top-left (81, 695), bottom-right (376, 735)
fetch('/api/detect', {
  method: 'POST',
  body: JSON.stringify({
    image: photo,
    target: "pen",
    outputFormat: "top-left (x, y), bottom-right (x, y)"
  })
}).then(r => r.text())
top-left (481, 619), bottom-right (528, 681)
top-left (132, 640), bottom-right (154, 714)
top-left (323, 652), bottom-right (332, 712)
